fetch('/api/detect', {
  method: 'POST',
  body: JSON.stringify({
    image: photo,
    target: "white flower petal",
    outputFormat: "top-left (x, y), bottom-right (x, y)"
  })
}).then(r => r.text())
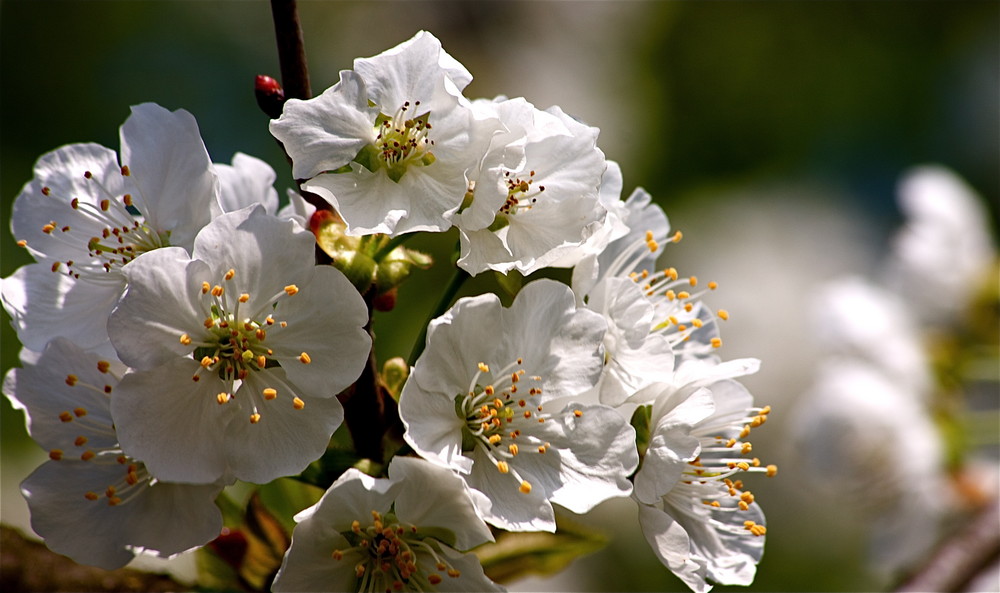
top-left (216, 152), bottom-right (279, 214)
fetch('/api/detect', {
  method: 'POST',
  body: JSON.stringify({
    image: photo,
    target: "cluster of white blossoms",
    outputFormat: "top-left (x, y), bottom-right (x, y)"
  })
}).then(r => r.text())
top-left (2, 31), bottom-right (775, 592)
top-left (791, 166), bottom-right (998, 577)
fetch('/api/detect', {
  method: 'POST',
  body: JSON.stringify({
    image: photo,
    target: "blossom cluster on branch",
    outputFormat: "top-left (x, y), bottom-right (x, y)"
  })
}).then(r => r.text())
top-left (2, 31), bottom-right (776, 592)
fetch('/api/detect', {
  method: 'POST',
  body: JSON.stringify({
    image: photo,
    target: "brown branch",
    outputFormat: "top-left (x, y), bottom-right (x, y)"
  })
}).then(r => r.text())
top-left (895, 499), bottom-right (1000, 593)
top-left (269, 0), bottom-right (311, 101)
top-left (0, 524), bottom-right (185, 592)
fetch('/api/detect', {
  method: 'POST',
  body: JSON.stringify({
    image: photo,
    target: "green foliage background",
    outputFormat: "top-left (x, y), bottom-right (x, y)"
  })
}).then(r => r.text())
top-left (1, 1), bottom-right (996, 592)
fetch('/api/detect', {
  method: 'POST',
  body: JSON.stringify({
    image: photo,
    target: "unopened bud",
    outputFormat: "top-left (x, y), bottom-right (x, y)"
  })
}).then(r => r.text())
top-left (255, 75), bottom-right (286, 119)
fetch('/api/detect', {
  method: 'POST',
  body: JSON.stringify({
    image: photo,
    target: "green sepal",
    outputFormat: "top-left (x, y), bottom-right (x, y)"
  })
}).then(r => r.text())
top-left (630, 404), bottom-right (652, 467)
top-left (381, 357), bottom-right (409, 402)
top-left (353, 143), bottom-right (382, 173)
top-left (494, 269), bottom-right (524, 299)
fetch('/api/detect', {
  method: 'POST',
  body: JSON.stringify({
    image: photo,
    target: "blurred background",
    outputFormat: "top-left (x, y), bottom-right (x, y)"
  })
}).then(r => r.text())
top-left (2, 1), bottom-right (997, 591)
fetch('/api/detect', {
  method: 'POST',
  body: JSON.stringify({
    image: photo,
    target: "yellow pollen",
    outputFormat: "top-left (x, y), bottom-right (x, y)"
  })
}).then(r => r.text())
top-left (677, 291), bottom-right (690, 300)
top-left (284, 284), bottom-right (299, 296)
top-left (217, 392), bottom-right (231, 405)
top-left (692, 319), bottom-right (703, 328)
top-left (484, 385), bottom-right (495, 396)
top-left (239, 293), bottom-right (250, 303)
top-left (351, 520), bottom-right (362, 533)
top-left (298, 352), bottom-right (311, 364)
top-left (496, 461), bottom-right (510, 474)
top-left (42, 223), bottom-right (56, 234)
top-left (711, 338), bottom-right (723, 348)
top-left (180, 333), bottom-right (192, 345)
top-left (751, 415), bottom-right (766, 427)
top-left (126, 472), bottom-right (139, 486)
top-left (671, 231), bottom-right (683, 243)
top-left (16, 240), bottom-right (26, 247)
top-left (74, 436), bottom-right (88, 447)
top-left (255, 328), bottom-right (266, 340)
top-left (59, 411), bottom-right (73, 422)
top-left (293, 397), bottom-right (305, 410)
top-left (84, 492), bottom-right (99, 501)
top-left (725, 438), bottom-right (736, 448)
top-left (678, 324), bottom-right (687, 332)
top-left (523, 410), bottom-right (532, 418)
top-left (121, 165), bottom-right (131, 176)
top-left (249, 413), bottom-right (261, 424)
top-left (257, 355), bottom-right (267, 368)
top-left (123, 194), bottom-right (133, 206)
top-left (49, 449), bottom-right (63, 460)
top-left (705, 500), bottom-right (721, 507)
top-left (332, 550), bottom-right (343, 561)
top-left (508, 444), bottom-right (519, 456)
top-left (666, 290), bottom-right (677, 301)
top-left (738, 501), bottom-right (750, 511)
top-left (97, 361), bottom-right (111, 373)
top-left (201, 356), bottom-right (213, 368)
top-left (752, 458), bottom-right (761, 467)
top-left (263, 388), bottom-right (277, 400)
top-left (684, 303), bottom-right (693, 312)
top-left (740, 425), bottom-right (751, 439)
top-left (489, 434), bottom-right (502, 445)
top-left (108, 497), bottom-right (122, 506)
top-left (212, 285), bottom-right (224, 297)
top-left (741, 492), bottom-right (755, 503)
top-left (741, 442), bottom-right (753, 454)
top-left (766, 465), bottom-right (778, 477)
top-left (760, 405), bottom-right (772, 415)
top-left (74, 408), bottom-right (87, 417)
top-left (574, 409), bottom-right (583, 417)
top-left (224, 269), bottom-right (235, 281)
top-left (201, 282), bottom-right (211, 294)
top-left (65, 374), bottom-right (78, 386)
top-left (737, 462), bottom-right (751, 471)
top-left (279, 321), bottom-right (287, 328)
top-left (355, 564), bottom-right (366, 578)
top-left (538, 445), bottom-right (547, 453)
top-left (428, 575), bottom-right (442, 585)
top-left (493, 398), bottom-right (504, 408)
top-left (79, 450), bottom-right (94, 461)
top-left (519, 481), bottom-right (532, 494)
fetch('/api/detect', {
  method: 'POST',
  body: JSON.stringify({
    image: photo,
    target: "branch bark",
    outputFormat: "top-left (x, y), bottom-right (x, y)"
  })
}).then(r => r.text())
top-left (269, 0), bottom-right (311, 101)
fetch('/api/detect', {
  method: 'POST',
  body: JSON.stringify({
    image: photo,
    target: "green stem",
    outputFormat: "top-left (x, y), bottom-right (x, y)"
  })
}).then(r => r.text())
top-left (407, 267), bottom-right (469, 366)
top-left (373, 232), bottom-right (414, 261)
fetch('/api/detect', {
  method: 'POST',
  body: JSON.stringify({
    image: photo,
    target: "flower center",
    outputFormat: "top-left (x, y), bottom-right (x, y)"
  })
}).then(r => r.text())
top-left (497, 169), bottom-right (546, 217)
top-left (332, 510), bottom-right (461, 592)
top-left (353, 101), bottom-right (437, 183)
top-left (33, 166), bottom-right (170, 285)
top-left (457, 359), bottom-right (561, 495)
top-left (183, 268), bottom-right (309, 424)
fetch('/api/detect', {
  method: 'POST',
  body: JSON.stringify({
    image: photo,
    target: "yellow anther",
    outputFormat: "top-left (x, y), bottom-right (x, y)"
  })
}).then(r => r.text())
top-left (293, 397), bottom-right (305, 410)
top-left (120, 165), bottom-right (131, 176)
top-left (671, 231), bottom-right (683, 243)
top-left (224, 269), bottom-right (235, 281)
top-left (332, 550), bottom-right (344, 561)
top-left (16, 240), bottom-right (27, 247)
top-left (249, 413), bottom-right (261, 424)
top-left (96, 361), bottom-right (111, 373)
top-left (692, 319), bottom-right (703, 328)
top-left (201, 281), bottom-right (211, 294)
top-left (298, 352), bottom-right (312, 364)
top-left (573, 409), bottom-right (583, 417)
top-left (684, 303), bottom-right (693, 312)
top-left (42, 223), bottom-right (56, 234)
top-left (708, 281), bottom-right (719, 290)
top-left (279, 321), bottom-right (287, 328)
top-left (447, 568), bottom-right (461, 578)
top-left (711, 338), bottom-right (723, 348)
top-left (752, 458), bottom-right (761, 467)
top-left (717, 309), bottom-right (730, 321)
top-left (74, 436), bottom-right (88, 447)
top-left (216, 392), bottom-right (231, 405)
top-left (49, 449), bottom-right (63, 460)
top-left (84, 491), bottom-right (99, 501)
top-left (211, 285), bottom-right (224, 297)
top-left (199, 356), bottom-right (213, 368)
top-left (180, 333), bottom-right (192, 345)
top-left (688, 276), bottom-right (698, 286)
top-left (257, 355), bottom-right (267, 368)
top-left (738, 501), bottom-right (750, 511)
top-left (740, 492), bottom-right (755, 503)
top-left (108, 497), bottom-right (122, 506)
top-left (647, 239), bottom-right (660, 252)
top-left (538, 445), bottom-right (547, 454)
top-left (760, 405), bottom-right (772, 415)
top-left (666, 290), bottom-right (677, 301)
top-left (238, 293), bottom-right (250, 303)
top-left (255, 328), bottom-right (266, 341)
top-left (678, 324), bottom-right (687, 332)
top-left (741, 442), bottom-right (753, 454)
top-left (508, 444), bottom-right (519, 456)
top-left (74, 408), bottom-right (87, 417)
top-left (263, 388), bottom-right (277, 400)
top-left (766, 465), bottom-right (778, 477)
top-left (496, 461), bottom-right (510, 474)
top-left (493, 398), bottom-right (504, 409)
top-left (65, 374), bottom-right (78, 386)
top-left (666, 267), bottom-right (679, 280)
top-left (519, 481), bottom-right (532, 494)
top-left (668, 316), bottom-right (679, 326)
top-left (428, 575), bottom-right (442, 585)
top-left (489, 434), bottom-right (502, 445)
top-left (740, 425), bottom-right (751, 439)
top-left (737, 462), bottom-right (751, 471)
top-left (355, 564), bottom-right (366, 578)
top-left (284, 284), bottom-right (299, 296)
top-left (523, 410), bottom-right (532, 419)
top-left (122, 193), bottom-right (133, 206)
top-left (751, 415), bottom-right (766, 427)
top-left (725, 438), bottom-right (737, 448)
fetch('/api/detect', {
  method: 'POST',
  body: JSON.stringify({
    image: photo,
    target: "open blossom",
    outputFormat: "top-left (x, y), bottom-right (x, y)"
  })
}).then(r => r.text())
top-left (455, 97), bottom-right (608, 275)
top-left (273, 456), bottom-right (502, 592)
top-left (634, 360), bottom-right (775, 593)
top-left (887, 165), bottom-right (995, 324)
top-left (270, 31), bottom-right (496, 236)
top-left (215, 152), bottom-right (280, 215)
top-left (571, 189), bottom-right (728, 405)
top-left (3, 338), bottom-right (224, 570)
top-left (790, 359), bottom-right (948, 575)
top-left (1, 103), bottom-right (220, 355)
top-left (106, 206), bottom-right (370, 484)
top-left (399, 279), bottom-right (638, 532)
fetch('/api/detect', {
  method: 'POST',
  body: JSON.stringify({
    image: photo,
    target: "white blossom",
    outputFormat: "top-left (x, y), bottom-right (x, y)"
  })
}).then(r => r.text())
top-left (399, 279), bottom-right (638, 532)
top-left (106, 206), bottom-right (371, 484)
top-left (272, 456), bottom-right (502, 592)
top-left (3, 338), bottom-right (224, 570)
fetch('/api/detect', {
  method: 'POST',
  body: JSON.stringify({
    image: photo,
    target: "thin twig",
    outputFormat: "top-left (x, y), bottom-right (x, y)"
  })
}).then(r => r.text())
top-left (269, 0), bottom-right (311, 100)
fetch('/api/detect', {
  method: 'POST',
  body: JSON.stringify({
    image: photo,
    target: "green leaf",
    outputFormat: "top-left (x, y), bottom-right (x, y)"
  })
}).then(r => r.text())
top-left (474, 513), bottom-right (608, 584)
top-left (257, 478), bottom-right (324, 534)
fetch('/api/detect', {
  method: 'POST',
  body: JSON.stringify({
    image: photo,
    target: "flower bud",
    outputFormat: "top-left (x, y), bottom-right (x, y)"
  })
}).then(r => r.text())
top-left (255, 75), bottom-right (285, 119)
